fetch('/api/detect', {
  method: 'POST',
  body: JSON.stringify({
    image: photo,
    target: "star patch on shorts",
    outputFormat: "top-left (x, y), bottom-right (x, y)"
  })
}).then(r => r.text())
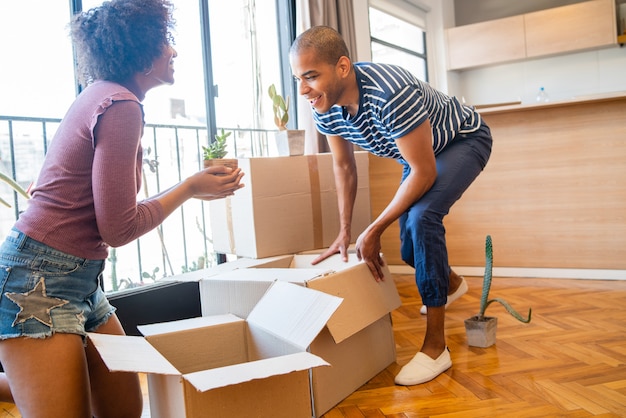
top-left (6, 277), bottom-right (69, 327)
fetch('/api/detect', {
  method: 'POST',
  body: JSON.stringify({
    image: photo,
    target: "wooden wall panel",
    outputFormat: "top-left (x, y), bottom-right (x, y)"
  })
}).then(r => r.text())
top-left (368, 95), bottom-right (626, 270)
top-left (445, 96), bottom-right (626, 269)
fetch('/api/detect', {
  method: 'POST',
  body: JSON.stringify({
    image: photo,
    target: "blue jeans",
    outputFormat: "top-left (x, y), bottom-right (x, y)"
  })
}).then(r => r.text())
top-left (0, 227), bottom-right (114, 340)
top-left (399, 122), bottom-right (492, 307)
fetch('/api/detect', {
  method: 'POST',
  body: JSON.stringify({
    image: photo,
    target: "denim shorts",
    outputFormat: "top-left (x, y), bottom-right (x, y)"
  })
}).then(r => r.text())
top-left (0, 227), bottom-right (115, 340)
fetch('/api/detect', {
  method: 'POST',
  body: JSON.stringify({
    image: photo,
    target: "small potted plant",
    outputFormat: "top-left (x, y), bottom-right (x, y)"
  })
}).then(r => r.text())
top-left (464, 235), bottom-right (532, 347)
top-left (268, 83), bottom-right (305, 156)
top-left (202, 128), bottom-right (238, 170)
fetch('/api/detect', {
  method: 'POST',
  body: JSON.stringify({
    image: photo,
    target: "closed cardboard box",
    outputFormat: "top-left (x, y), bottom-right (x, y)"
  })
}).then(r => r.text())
top-left (209, 152), bottom-right (370, 258)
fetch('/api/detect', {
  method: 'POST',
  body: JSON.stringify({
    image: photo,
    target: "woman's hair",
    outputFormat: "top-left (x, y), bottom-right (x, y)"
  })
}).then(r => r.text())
top-left (70, 0), bottom-right (175, 85)
top-left (290, 26), bottom-right (350, 65)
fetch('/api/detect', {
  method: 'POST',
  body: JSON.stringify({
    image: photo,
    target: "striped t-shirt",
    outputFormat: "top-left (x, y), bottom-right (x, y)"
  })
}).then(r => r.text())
top-left (313, 62), bottom-right (481, 160)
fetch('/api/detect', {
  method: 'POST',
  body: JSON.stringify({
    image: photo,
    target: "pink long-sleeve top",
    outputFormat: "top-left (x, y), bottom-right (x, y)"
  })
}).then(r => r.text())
top-left (15, 80), bottom-right (165, 260)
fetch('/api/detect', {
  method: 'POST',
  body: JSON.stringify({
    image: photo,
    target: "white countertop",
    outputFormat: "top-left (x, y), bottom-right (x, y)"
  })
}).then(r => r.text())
top-left (475, 91), bottom-right (626, 115)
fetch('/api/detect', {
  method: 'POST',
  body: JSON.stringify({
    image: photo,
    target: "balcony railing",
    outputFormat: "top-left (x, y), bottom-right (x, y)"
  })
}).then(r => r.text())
top-left (0, 115), bottom-right (276, 293)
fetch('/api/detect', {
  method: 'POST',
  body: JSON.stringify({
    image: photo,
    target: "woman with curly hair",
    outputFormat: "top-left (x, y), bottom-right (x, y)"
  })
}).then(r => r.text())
top-left (0, 0), bottom-right (244, 416)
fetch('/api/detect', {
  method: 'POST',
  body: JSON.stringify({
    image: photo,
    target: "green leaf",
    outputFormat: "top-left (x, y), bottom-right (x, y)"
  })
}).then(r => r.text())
top-left (485, 298), bottom-right (532, 323)
top-left (0, 171), bottom-right (30, 201)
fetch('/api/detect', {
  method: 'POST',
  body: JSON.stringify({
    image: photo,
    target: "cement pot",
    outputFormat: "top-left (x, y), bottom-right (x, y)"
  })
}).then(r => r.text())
top-left (275, 130), bottom-right (305, 156)
top-left (464, 315), bottom-right (497, 348)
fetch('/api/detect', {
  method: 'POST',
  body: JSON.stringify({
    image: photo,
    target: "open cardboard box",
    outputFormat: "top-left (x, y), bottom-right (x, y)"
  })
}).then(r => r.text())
top-left (89, 281), bottom-right (342, 418)
top-left (198, 253), bottom-right (402, 416)
top-left (208, 152), bottom-right (370, 259)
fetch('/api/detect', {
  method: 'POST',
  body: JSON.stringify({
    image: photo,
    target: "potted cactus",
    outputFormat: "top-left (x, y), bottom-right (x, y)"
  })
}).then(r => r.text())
top-left (202, 128), bottom-right (238, 170)
top-left (268, 83), bottom-right (304, 156)
top-left (464, 235), bottom-right (532, 347)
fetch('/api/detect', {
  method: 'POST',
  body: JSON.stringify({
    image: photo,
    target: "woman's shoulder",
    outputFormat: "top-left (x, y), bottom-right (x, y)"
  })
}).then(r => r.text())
top-left (82, 80), bottom-right (139, 102)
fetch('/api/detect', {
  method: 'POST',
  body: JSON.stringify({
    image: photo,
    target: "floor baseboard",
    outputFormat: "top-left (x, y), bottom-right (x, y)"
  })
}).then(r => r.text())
top-left (388, 265), bottom-right (626, 280)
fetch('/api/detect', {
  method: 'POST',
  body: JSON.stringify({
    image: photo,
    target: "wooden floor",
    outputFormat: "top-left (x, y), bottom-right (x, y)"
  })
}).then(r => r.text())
top-left (322, 274), bottom-right (626, 418)
top-left (1, 273), bottom-right (625, 417)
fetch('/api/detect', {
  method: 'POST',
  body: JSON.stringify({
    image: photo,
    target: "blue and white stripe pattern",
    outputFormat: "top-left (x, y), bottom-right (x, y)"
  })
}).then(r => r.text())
top-left (313, 62), bottom-right (481, 159)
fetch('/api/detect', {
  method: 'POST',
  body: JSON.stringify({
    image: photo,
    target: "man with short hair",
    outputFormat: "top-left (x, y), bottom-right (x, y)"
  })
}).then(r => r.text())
top-left (290, 25), bottom-right (492, 385)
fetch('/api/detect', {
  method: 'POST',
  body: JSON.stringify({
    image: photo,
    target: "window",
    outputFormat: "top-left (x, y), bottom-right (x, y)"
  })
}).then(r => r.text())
top-left (0, 0), bottom-right (291, 293)
top-left (208, 0), bottom-right (283, 156)
top-left (0, 2), bottom-right (76, 117)
top-left (369, 5), bottom-right (428, 81)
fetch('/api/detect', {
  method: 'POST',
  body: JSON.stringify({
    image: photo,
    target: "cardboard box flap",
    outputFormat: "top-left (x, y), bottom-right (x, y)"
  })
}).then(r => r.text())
top-left (166, 256), bottom-right (289, 283)
top-left (305, 262), bottom-right (402, 344)
top-left (183, 351), bottom-right (328, 392)
top-left (247, 281), bottom-right (342, 350)
top-left (137, 314), bottom-right (242, 336)
top-left (212, 267), bottom-right (327, 283)
top-left (88, 333), bottom-right (179, 375)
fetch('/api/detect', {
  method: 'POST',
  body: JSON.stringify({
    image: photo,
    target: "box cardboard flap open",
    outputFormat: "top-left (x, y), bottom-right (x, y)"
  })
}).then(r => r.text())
top-left (210, 267), bottom-right (327, 283)
top-left (247, 281), bottom-right (343, 350)
top-left (166, 256), bottom-right (291, 283)
top-left (183, 351), bottom-right (328, 392)
top-left (199, 269), bottom-right (329, 318)
top-left (248, 253), bottom-right (401, 344)
top-left (88, 333), bottom-right (179, 375)
top-left (137, 314), bottom-right (242, 336)
top-left (293, 255), bottom-right (402, 344)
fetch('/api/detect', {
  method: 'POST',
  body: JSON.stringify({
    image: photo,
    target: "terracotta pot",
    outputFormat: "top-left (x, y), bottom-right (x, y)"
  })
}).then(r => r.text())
top-left (464, 316), bottom-right (497, 348)
top-left (203, 158), bottom-right (238, 170)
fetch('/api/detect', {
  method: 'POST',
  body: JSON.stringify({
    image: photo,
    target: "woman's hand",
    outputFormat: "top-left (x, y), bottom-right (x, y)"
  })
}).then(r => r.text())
top-left (189, 166), bottom-right (245, 201)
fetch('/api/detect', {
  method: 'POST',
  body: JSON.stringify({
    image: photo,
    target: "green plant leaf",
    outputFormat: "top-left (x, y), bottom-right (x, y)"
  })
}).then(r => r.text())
top-left (268, 83), bottom-right (289, 129)
top-left (477, 234), bottom-right (532, 324)
top-left (0, 171), bottom-right (30, 208)
top-left (202, 128), bottom-right (230, 159)
top-left (485, 298), bottom-right (532, 323)
top-left (478, 234), bottom-right (493, 318)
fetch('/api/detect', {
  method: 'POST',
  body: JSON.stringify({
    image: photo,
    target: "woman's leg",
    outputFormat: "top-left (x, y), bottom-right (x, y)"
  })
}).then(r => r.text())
top-left (0, 333), bottom-right (92, 418)
top-left (87, 313), bottom-right (143, 418)
top-left (0, 315), bottom-right (143, 418)
top-left (0, 372), bottom-right (13, 403)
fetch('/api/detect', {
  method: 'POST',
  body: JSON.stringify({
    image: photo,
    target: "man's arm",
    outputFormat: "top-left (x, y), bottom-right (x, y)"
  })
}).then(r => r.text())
top-left (356, 119), bottom-right (438, 280)
top-left (311, 134), bottom-right (357, 264)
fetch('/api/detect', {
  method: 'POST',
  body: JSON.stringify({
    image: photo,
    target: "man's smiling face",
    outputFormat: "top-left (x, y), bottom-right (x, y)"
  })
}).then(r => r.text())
top-left (290, 48), bottom-right (346, 114)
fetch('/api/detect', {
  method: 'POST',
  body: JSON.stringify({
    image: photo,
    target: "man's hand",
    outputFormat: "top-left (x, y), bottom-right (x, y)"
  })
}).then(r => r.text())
top-left (355, 228), bottom-right (385, 282)
top-left (311, 230), bottom-right (351, 265)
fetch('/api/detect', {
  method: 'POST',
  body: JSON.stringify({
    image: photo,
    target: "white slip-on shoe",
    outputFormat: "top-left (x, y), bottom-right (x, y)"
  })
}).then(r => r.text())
top-left (420, 277), bottom-right (468, 315)
top-left (394, 347), bottom-right (452, 386)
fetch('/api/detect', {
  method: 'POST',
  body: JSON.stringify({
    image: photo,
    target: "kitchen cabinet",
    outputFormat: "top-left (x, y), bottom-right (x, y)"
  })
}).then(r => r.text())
top-left (446, 15), bottom-right (526, 70)
top-left (525, 0), bottom-right (616, 57)
top-left (446, 0), bottom-right (617, 70)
